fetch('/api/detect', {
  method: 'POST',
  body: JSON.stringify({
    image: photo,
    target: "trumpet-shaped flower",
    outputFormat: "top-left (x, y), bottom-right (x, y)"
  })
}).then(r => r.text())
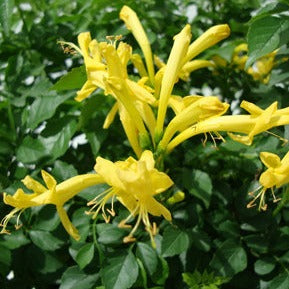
top-left (159, 96), bottom-right (229, 149)
top-left (167, 101), bottom-right (289, 153)
top-left (88, 150), bottom-right (173, 245)
top-left (247, 151), bottom-right (289, 210)
top-left (120, 5), bottom-right (155, 84)
top-left (156, 24), bottom-right (192, 138)
top-left (1, 171), bottom-right (103, 240)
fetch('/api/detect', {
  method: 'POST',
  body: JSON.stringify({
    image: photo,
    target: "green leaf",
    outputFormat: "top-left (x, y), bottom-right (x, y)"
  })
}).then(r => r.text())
top-left (17, 118), bottom-right (78, 163)
top-left (136, 242), bottom-right (158, 276)
top-left (161, 226), bottom-right (190, 257)
top-left (52, 66), bottom-right (87, 91)
top-left (60, 265), bottom-right (98, 289)
top-left (188, 170), bottom-right (213, 209)
top-left (254, 257), bottom-right (275, 275)
top-left (96, 223), bottom-right (127, 245)
top-left (209, 240), bottom-right (247, 276)
top-left (25, 91), bottom-right (72, 130)
top-left (0, 245), bottom-right (11, 276)
top-left (0, 0), bottom-right (14, 36)
top-left (101, 251), bottom-right (139, 289)
top-left (29, 230), bottom-right (65, 251)
top-left (268, 272), bottom-right (289, 289)
top-left (16, 136), bottom-right (47, 164)
top-left (247, 16), bottom-right (289, 68)
top-left (76, 243), bottom-right (94, 270)
top-left (86, 132), bottom-right (101, 156)
top-left (0, 230), bottom-right (30, 249)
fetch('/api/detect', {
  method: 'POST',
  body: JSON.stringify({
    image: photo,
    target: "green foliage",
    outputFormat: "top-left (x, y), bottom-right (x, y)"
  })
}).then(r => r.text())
top-left (1, 0), bottom-right (289, 289)
top-left (183, 270), bottom-right (230, 289)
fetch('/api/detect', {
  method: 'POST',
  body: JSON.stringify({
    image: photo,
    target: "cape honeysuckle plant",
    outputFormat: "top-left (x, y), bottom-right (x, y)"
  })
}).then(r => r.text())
top-left (2, 4), bottom-right (289, 245)
top-left (1, 1), bottom-right (289, 288)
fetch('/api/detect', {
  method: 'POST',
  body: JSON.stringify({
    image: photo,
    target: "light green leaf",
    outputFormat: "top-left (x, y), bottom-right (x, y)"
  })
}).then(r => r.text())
top-left (0, 0), bottom-right (14, 36)
top-left (60, 266), bottom-right (98, 289)
top-left (101, 251), bottom-right (139, 289)
top-left (254, 257), bottom-right (275, 275)
top-left (161, 226), bottom-right (190, 257)
top-left (210, 240), bottom-right (247, 276)
top-left (246, 16), bottom-right (289, 68)
top-left (76, 243), bottom-right (94, 270)
top-left (25, 92), bottom-right (72, 130)
top-left (52, 66), bottom-right (87, 91)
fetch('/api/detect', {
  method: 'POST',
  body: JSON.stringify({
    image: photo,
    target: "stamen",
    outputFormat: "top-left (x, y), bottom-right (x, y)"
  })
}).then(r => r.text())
top-left (266, 130), bottom-right (288, 146)
top-left (106, 35), bottom-right (123, 48)
top-left (0, 208), bottom-right (22, 234)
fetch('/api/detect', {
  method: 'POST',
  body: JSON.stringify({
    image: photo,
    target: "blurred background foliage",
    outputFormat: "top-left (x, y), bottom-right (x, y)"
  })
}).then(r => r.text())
top-left (1, 0), bottom-right (289, 288)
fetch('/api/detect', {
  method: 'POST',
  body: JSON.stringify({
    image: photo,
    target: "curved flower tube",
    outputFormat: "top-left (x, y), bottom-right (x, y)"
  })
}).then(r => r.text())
top-left (1, 171), bottom-right (103, 240)
top-left (166, 101), bottom-right (289, 153)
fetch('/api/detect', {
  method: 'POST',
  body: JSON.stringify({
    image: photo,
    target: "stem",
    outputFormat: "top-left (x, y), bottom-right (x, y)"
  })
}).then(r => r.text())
top-left (273, 185), bottom-right (289, 217)
top-left (7, 99), bottom-right (16, 140)
top-left (92, 217), bottom-right (104, 264)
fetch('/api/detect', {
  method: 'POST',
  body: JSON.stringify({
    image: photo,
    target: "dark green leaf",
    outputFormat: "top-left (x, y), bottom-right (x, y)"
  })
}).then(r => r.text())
top-left (187, 170), bottom-right (213, 209)
top-left (60, 265), bottom-right (98, 289)
top-left (136, 242), bottom-right (158, 276)
top-left (247, 16), bottom-right (289, 67)
top-left (268, 272), bottom-right (289, 289)
top-left (161, 226), bottom-right (190, 257)
top-left (29, 230), bottom-right (65, 251)
top-left (101, 251), bottom-right (139, 289)
top-left (0, 245), bottom-right (11, 276)
top-left (210, 240), bottom-right (247, 276)
top-left (96, 223), bottom-right (127, 245)
top-left (76, 243), bottom-right (94, 270)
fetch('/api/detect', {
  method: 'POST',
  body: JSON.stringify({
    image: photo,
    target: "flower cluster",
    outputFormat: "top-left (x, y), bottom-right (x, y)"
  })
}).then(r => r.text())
top-left (2, 5), bottom-right (289, 244)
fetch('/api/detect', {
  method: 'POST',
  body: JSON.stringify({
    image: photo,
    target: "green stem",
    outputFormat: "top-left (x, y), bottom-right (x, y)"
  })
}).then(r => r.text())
top-left (273, 185), bottom-right (289, 217)
top-left (92, 217), bottom-right (105, 264)
top-left (7, 100), bottom-right (16, 140)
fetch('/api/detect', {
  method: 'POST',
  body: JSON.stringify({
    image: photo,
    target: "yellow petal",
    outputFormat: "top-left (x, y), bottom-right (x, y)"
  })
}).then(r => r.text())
top-left (145, 197), bottom-right (172, 221)
top-left (22, 176), bottom-right (47, 194)
top-left (131, 54), bottom-right (148, 77)
top-left (179, 60), bottom-right (215, 81)
top-left (56, 206), bottom-right (80, 241)
top-left (41, 170), bottom-right (57, 192)
top-left (156, 24), bottom-right (192, 135)
top-left (184, 24), bottom-right (230, 63)
top-left (260, 152), bottom-right (281, 169)
top-left (75, 80), bottom-right (97, 102)
top-left (103, 102), bottom-right (119, 129)
top-left (3, 189), bottom-right (39, 208)
top-left (120, 5), bottom-right (155, 84)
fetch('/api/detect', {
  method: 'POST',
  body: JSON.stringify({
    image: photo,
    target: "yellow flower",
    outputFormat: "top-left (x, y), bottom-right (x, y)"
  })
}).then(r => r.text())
top-left (120, 5), bottom-right (155, 84)
top-left (232, 43), bottom-right (277, 84)
top-left (156, 24), bottom-right (192, 139)
top-left (88, 150), bottom-right (173, 245)
top-left (247, 151), bottom-right (289, 210)
top-left (159, 96), bottom-right (229, 149)
top-left (183, 24), bottom-right (230, 64)
top-left (1, 171), bottom-right (103, 240)
top-left (167, 101), bottom-right (289, 153)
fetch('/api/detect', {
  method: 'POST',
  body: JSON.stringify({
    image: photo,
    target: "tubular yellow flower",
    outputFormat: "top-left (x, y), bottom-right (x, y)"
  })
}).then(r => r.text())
top-left (88, 150), bottom-right (173, 245)
top-left (131, 54), bottom-right (148, 78)
top-left (1, 171), bottom-right (103, 240)
top-left (179, 60), bottom-right (215, 81)
top-left (120, 5), bottom-right (155, 84)
top-left (183, 24), bottom-right (231, 63)
top-left (167, 101), bottom-right (289, 153)
top-left (156, 24), bottom-right (192, 139)
top-left (247, 151), bottom-right (289, 210)
top-left (159, 96), bottom-right (229, 149)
